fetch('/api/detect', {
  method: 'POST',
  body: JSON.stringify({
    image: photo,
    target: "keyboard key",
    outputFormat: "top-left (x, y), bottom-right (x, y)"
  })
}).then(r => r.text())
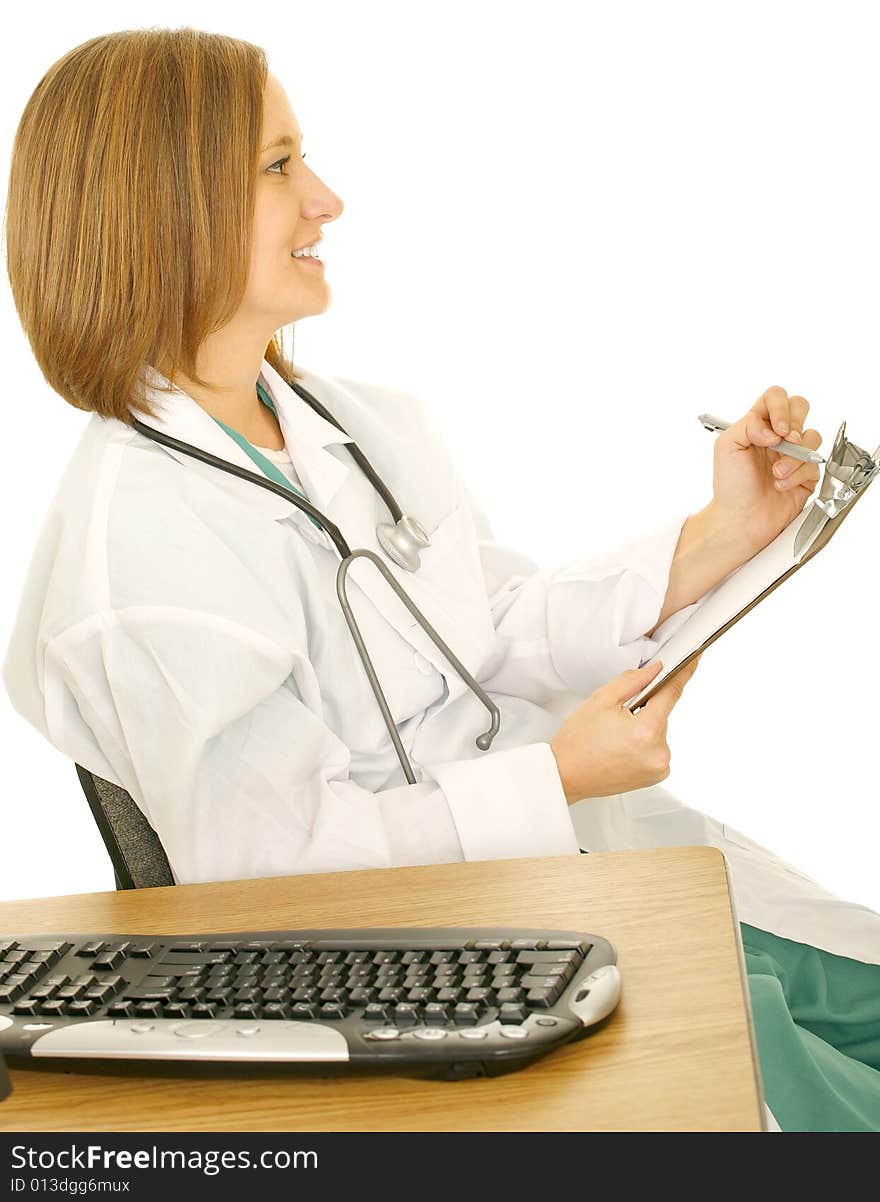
top-left (189, 1003), bottom-right (218, 1018)
top-left (372, 951), bottom-right (399, 965)
top-left (363, 1003), bottom-right (390, 1022)
top-left (515, 950), bottom-right (580, 967)
top-left (75, 941), bottom-right (105, 957)
top-left (377, 987), bottom-right (404, 1003)
top-left (453, 1003), bottom-right (480, 1026)
top-left (290, 1002), bottom-right (318, 1020)
top-left (162, 1003), bottom-right (190, 1018)
top-left (546, 940), bottom-right (592, 954)
top-left (520, 975), bottom-right (566, 994)
top-left (495, 987), bottom-right (526, 1003)
top-left (499, 1003), bottom-right (530, 1024)
top-left (12, 999), bottom-right (40, 1015)
top-left (319, 1002), bottom-right (347, 1020)
top-left (233, 985), bottom-right (260, 1000)
top-left (92, 951), bottom-right (126, 971)
top-left (262, 986), bottom-right (287, 1002)
top-left (37, 999), bottom-right (67, 1015)
top-left (261, 1002), bottom-right (291, 1019)
top-left (392, 1003), bottom-right (420, 1027)
top-left (465, 987), bottom-right (493, 1003)
top-left (64, 999), bottom-right (99, 1017)
top-left (233, 1003), bottom-right (261, 1019)
top-left (423, 1003), bottom-right (450, 1026)
top-left (84, 983), bottom-right (115, 1002)
top-left (348, 987), bottom-right (376, 1005)
top-left (129, 943), bottom-right (159, 957)
top-left (55, 984), bottom-right (88, 1000)
top-left (525, 988), bottom-right (556, 1008)
top-left (435, 988), bottom-right (460, 1003)
top-left (122, 986), bottom-right (176, 1001)
top-left (133, 1001), bottom-right (163, 1017)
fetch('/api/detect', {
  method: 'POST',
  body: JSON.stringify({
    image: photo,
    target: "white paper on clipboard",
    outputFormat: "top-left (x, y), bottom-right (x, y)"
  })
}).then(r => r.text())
top-left (624, 421), bottom-right (879, 713)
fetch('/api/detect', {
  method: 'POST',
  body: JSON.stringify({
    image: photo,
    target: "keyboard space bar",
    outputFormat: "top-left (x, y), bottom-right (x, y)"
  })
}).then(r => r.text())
top-left (28, 1019), bottom-right (350, 1061)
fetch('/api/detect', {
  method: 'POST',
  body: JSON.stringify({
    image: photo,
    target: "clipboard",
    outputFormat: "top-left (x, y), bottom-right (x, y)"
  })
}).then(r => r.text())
top-left (625, 420), bottom-right (880, 713)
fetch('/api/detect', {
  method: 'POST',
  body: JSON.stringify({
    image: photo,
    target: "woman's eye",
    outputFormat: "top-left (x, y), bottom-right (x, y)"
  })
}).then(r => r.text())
top-left (267, 153), bottom-right (306, 175)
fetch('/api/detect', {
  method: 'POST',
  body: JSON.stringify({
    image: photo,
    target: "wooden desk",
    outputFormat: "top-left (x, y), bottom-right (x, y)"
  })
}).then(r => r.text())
top-left (0, 846), bottom-right (765, 1132)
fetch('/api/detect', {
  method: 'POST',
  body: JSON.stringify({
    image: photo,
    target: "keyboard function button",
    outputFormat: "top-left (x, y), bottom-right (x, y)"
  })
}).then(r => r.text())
top-left (413, 1028), bottom-right (447, 1040)
top-left (499, 1026), bottom-right (530, 1039)
top-left (457, 1028), bottom-right (489, 1040)
top-left (366, 1027), bottom-right (400, 1040)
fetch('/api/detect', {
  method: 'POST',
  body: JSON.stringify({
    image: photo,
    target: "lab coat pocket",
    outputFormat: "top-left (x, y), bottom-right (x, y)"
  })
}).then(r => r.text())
top-left (405, 498), bottom-right (497, 680)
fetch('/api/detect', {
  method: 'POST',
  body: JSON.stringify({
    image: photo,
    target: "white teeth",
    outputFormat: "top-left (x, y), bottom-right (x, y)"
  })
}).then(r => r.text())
top-left (292, 245), bottom-right (319, 258)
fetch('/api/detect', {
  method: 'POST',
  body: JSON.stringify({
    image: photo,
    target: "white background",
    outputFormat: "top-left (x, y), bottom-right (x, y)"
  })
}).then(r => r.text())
top-left (1, 0), bottom-right (878, 910)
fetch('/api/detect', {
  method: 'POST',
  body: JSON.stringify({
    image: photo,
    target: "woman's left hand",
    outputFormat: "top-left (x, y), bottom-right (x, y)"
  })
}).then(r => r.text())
top-left (710, 384), bottom-right (823, 554)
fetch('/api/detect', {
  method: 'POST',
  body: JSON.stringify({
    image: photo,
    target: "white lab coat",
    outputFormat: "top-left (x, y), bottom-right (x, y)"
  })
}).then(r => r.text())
top-left (3, 359), bottom-right (878, 970)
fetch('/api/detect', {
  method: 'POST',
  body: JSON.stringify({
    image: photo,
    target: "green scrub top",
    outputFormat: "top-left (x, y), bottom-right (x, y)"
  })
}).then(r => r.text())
top-left (209, 381), bottom-right (323, 531)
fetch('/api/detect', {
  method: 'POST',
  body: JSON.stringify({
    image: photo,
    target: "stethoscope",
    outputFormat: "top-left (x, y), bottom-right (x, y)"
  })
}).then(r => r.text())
top-left (130, 375), bottom-right (501, 784)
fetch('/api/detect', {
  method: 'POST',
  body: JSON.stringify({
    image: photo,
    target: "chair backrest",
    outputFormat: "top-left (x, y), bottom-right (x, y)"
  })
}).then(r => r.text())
top-left (74, 763), bottom-right (175, 889)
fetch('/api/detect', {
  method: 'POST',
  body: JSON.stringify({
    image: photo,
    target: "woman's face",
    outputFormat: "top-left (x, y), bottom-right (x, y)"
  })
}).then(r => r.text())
top-left (244, 71), bottom-right (343, 327)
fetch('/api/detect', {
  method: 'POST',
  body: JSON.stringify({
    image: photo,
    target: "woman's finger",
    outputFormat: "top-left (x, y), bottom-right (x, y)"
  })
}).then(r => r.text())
top-left (773, 459), bottom-right (821, 492)
top-left (785, 395), bottom-right (810, 437)
top-left (771, 427), bottom-right (822, 478)
top-left (756, 385), bottom-right (796, 436)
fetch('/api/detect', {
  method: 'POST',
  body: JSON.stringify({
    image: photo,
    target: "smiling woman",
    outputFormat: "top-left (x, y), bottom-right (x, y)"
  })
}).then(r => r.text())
top-left (3, 27), bottom-right (341, 436)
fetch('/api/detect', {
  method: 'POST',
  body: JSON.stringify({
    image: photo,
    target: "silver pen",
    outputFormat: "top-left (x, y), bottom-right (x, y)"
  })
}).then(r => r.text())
top-left (698, 413), bottom-right (826, 464)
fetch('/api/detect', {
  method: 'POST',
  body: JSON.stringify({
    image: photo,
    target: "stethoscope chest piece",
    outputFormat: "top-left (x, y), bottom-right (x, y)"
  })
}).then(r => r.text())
top-left (376, 515), bottom-right (431, 572)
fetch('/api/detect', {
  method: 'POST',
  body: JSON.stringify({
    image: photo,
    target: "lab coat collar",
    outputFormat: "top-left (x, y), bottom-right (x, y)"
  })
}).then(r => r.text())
top-left (129, 359), bottom-right (353, 526)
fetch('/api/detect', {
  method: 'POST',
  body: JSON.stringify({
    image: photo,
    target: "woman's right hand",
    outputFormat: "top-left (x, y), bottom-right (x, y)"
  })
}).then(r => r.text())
top-left (549, 656), bottom-right (702, 804)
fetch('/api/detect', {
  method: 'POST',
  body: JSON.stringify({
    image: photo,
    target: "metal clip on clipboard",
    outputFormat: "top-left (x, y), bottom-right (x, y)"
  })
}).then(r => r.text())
top-left (792, 421), bottom-right (880, 561)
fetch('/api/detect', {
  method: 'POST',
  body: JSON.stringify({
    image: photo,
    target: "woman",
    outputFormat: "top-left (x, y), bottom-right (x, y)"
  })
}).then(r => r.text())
top-left (2, 28), bottom-right (878, 1131)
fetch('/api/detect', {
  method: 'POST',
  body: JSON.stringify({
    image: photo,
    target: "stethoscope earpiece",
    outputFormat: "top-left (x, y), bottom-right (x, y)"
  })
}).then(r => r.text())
top-left (376, 515), bottom-right (431, 572)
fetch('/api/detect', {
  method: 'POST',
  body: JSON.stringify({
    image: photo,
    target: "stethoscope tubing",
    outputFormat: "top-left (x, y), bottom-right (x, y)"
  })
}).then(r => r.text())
top-left (128, 379), bottom-right (500, 783)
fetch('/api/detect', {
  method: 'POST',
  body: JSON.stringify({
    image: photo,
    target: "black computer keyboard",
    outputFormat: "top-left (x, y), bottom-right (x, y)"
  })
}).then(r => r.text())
top-left (0, 927), bottom-right (621, 1081)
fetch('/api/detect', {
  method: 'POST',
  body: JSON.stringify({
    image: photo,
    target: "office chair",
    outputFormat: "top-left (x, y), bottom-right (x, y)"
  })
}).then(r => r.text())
top-left (74, 763), bottom-right (175, 890)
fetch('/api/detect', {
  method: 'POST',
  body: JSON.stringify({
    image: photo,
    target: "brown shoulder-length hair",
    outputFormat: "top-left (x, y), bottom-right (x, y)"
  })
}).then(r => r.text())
top-left (3, 26), bottom-right (302, 427)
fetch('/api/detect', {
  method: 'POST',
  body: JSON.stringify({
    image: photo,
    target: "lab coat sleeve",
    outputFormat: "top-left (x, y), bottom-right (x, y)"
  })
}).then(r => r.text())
top-left (461, 478), bottom-right (707, 702)
top-left (42, 608), bottom-right (578, 886)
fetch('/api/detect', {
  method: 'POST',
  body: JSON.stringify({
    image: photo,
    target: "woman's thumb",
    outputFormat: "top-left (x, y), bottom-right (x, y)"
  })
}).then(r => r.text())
top-left (607, 659), bottom-right (664, 704)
